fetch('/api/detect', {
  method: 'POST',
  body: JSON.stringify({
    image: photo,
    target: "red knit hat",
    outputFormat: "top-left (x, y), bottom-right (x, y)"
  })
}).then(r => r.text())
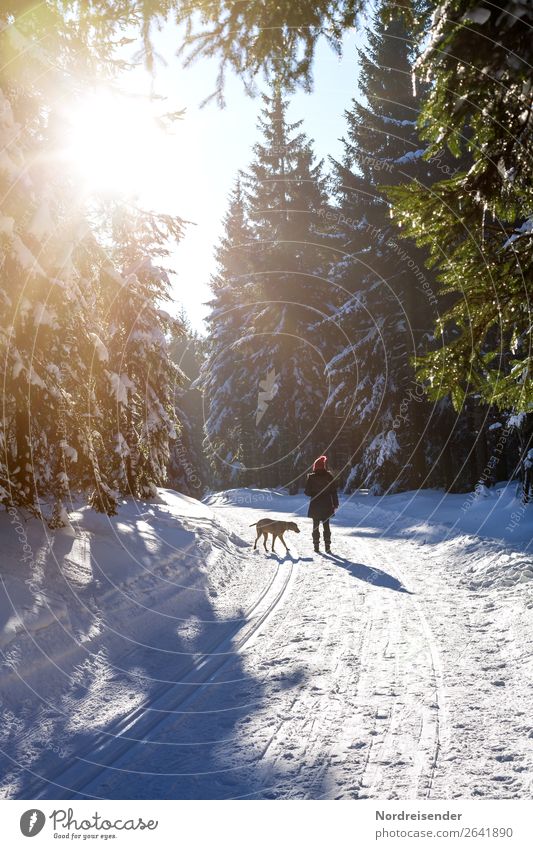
top-left (313, 455), bottom-right (328, 472)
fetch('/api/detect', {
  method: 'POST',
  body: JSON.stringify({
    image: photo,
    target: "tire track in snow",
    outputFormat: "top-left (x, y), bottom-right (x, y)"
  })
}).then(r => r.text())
top-left (25, 553), bottom-right (297, 799)
top-left (216, 542), bottom-right (376, 799)
top-left (398, 567), bottom-right (445, 800)
top-left (251, 563), bottom-right (360, 798)
top-left (317, 530), bottom-right (445, 800)
top-left (302, 565), bottom-right (374, 799)
top-left (357, 534), bottom-right (446, 799)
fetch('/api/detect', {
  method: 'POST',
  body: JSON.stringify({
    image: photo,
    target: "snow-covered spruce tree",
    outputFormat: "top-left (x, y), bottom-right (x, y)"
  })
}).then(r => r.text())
top-left (167, 311), bottom-right (208, 496)
top-left (387, 1), bottom-right (533, 500)
top-left (0, 19), bottom-right (118, 521)
top-left (198, 178), bottom-right (258, 487)
top-left (0, 8), bottom-right (187, 522)
top-left (325, 8), bottom-right (466, 494)
top-left (201, 90), bottom-right (340, 490)
top-left (242, 88), bottom-right (339, 488)
top-left (94, 202), bottom-right (186, 500)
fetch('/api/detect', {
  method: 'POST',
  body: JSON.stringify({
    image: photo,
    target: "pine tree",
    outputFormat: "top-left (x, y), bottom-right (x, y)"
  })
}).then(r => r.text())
top-left (167, 311), bottom-right (207, 496)
top-left (200, 89), bottom-right (339, 490)
top-left (198, 178), bottom-right (256, 487)
top-left (0, 8), bottom-right (188, 523)
top-left (325, 10), bottom-right (440, 493)
top-left (176, 0), bottom-right (359, 105)
top-left (95, 203), bottom-right (185, 500)
top-left (243, 88), bottom-right (340, 487)
top-left (387, 1), bottom-right (533, 497)
top-left (0, 22), bottom-right (112, 519)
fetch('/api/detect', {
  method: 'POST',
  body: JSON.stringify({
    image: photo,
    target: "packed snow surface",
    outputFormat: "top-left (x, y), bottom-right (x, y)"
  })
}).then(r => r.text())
top-left (0, 483), bottom-right (532, 799)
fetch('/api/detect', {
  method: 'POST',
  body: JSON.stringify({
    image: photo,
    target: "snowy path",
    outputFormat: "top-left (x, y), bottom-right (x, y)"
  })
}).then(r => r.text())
top-left (1, 488), bottom-right (532, 799)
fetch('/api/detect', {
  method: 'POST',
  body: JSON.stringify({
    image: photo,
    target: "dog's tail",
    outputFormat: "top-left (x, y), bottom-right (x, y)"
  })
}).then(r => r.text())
top-left (249, 522), bottom-right (258, 527)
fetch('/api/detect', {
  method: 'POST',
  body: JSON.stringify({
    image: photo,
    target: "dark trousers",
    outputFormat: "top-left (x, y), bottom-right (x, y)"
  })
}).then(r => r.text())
top-left (312, 518), bottom-right (331, 546)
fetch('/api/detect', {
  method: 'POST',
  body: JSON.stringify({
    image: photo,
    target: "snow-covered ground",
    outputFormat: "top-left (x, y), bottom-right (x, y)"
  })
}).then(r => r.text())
top-left (0, 483), bottom-right (532, 799)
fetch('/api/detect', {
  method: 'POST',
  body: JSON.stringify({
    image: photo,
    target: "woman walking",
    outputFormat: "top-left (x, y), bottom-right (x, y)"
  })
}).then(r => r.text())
top-left (304, 455), bottom-right (339, 553)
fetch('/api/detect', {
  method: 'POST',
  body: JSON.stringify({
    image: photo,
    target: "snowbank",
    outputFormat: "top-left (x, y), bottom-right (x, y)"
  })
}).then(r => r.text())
top-left (5, 487), bottom-right (263, 644)
top-left (0, 487), bottom-right (274, 797)
top-left (342, 481), bottom-right (532, 547)
top-left (338, 483), bottom-right (533, 592)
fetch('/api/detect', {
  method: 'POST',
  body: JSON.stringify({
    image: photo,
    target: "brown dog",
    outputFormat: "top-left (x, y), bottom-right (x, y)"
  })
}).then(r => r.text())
top-left (250, 518), bottom-right (300, 553)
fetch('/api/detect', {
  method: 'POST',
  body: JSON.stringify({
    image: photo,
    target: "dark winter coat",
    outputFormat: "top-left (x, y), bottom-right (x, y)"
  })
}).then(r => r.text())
top-left (304, 470), bottom-right (339, 520)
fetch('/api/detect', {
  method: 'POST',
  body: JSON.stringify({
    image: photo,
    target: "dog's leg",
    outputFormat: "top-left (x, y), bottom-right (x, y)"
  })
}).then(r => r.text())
top-left (263, 533), bottom-right (268, 552)
top-left (254, 531), bottom-right (261, 550)
top-left (279, 533), bottom-right (289, 552)
top-left (271, 534), bottom-right (277, 553)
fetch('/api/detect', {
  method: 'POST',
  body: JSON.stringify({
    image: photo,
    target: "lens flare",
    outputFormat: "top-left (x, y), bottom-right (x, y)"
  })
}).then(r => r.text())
top-left (64, 89), bottom-right (178, 204)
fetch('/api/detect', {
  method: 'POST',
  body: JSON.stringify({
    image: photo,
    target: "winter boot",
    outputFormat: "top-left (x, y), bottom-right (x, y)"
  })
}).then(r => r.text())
top-left (312, 525), bottom-right (320, 553)
top-left (323, 528), bottom-right (331, 554)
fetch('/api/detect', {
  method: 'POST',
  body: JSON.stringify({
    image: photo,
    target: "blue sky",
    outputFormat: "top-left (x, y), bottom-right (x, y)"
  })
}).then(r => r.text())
top-left (128, 24), bottom-right (364, 331)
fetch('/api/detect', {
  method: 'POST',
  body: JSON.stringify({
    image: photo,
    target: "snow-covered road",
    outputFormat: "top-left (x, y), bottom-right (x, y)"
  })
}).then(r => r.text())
top-left (1, 487), bottom-right (532, 799)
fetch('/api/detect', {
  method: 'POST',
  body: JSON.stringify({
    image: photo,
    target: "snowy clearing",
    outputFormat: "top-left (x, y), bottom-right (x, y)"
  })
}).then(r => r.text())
top-left (0, 484), bottom-right (532, 799)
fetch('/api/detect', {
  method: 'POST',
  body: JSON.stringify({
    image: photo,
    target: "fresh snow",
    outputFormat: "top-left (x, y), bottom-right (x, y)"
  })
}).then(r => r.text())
top-left (0, 483), bottom-right (532, 799)
top-left (503, 218), bottom-right (533, 249)
top-left (88, 333), bottom-right (109, 363)
top-left (394, 149), bottom-right (426, 164)
top-left (380, 116), bottom-right (417, 127)
top-left (107, 371), bottom-right (135, 405)
top-left (366, 429), bottom-right (400, 467)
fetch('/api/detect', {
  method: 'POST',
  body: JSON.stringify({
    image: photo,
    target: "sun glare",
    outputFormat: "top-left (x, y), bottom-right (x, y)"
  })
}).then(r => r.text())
top-left (65, 89), bottom-right (178, 205)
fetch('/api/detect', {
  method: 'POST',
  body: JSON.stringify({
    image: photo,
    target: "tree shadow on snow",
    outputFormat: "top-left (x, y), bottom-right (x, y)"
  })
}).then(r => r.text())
top-left (6, 508), bottom-right (286, 802)
top-left (323, 553), bottom-right (412, 593)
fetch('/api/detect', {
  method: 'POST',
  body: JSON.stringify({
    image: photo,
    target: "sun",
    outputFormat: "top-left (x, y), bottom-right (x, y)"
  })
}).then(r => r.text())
top-left (64, 88), bottom-right (178, 204)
